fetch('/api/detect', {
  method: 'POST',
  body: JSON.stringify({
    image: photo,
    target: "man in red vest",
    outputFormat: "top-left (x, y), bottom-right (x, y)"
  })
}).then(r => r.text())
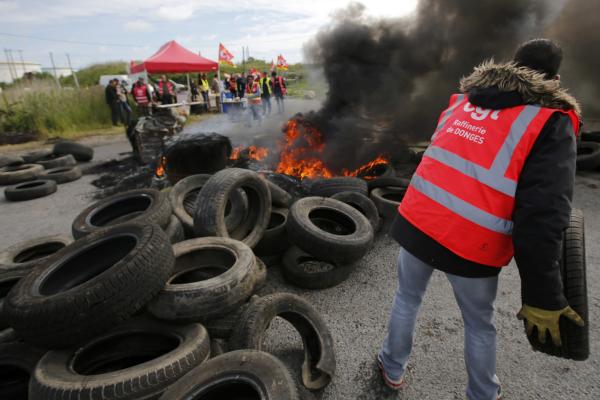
top-left (132, 77), bottom-right (151, 115)
top-left (378, 39), bottom-right (583, 400)
top-left (157, 75), bottom-right (175, 104)
top-left (245, 74), bottom-right (262, 126)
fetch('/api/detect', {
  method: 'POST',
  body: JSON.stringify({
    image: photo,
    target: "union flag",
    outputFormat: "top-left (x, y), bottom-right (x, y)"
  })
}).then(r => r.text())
top-left (218, 43), bottom-right (235, 66)
top-left (276, 54), bottom-right (288, 71)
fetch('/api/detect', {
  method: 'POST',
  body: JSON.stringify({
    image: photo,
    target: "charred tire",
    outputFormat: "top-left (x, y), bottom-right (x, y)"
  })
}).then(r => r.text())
top-left (0, 234), bottom-right (72, 280)
top-left (265, 178), bottom-right (292, 207)
top-left (371, 187), bottom-right (406, 220)
top-left (0, 343), bottom-right (45, 399)
top-left (576, 141), bottom-right (600, 171)
top-left (169, 174), bottom-right (247, 236)
top-left (0, 164), bottom-right (43, 186)
top-left (148, 237), bottom-right (260, 322)
top-left (53, 141), bottom-right (94, 162)
top-left (254, 207), bottom-right (291, 256)
top-left (0, 155), bottom-right (24, 168)
top-left (287, 197), bottom-right (374, 265)
top-left (36, 154), bottom-right (77, 170)
top-left (230, 293), bottom-right (336, 390)
top-left (526, 209), bottom-right (589, 360)
top-left (165, 214), bottom-right (185, 243)
top-left (159, 350), bottom-right (300, 400)
top-left (0, 328), bottom-right (19, 344)
top-left (367, 177), bottom-right (410, 192)
top-left (72, 188), bottom-right (172, 238)
top-left (29, 321), bottom-right (210, 400)
top-left (4, 223), bottom-right (174, 349)
top-left (194, 168), bottom-right (271, 248)
top-left (281, 246), bottom-right (353, 290)
top-left (4, 180), bottom-right (57, 201)
top-left (308, 177), bottom-right (368, 197)
top-left (332, 191), bottom-right (381, 232)
top-left (21, 149), bottom-right (52, 164)
top-left (39, 166), bottom-right (82, 184)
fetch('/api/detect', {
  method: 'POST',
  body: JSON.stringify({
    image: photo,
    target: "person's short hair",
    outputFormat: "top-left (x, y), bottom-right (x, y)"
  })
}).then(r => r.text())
top-left (513, 38), bottom-right (563, 79)
top-left (271, 71), bottom-right (277, 77)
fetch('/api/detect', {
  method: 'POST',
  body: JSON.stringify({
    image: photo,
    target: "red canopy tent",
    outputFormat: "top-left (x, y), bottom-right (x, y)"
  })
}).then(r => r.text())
top-left (130, 40), bottom-right (218, 73)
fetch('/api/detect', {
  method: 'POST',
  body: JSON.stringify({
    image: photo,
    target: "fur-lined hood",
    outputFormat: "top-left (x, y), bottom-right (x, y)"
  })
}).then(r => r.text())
top-left (460, 60), bottom-right (581, 118)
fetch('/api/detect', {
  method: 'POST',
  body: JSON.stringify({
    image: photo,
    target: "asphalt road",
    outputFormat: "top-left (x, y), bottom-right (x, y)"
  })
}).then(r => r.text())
top-left (0, 135), bottom-right (598, 399)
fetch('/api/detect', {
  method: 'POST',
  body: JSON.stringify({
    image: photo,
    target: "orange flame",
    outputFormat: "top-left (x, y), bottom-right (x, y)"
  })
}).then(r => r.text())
top-left (230, 146), bottom-right (269, 161)
top-left (343, 154), bottom-right (390, 179)
top-left (155, 156), bottom-right (166, 177)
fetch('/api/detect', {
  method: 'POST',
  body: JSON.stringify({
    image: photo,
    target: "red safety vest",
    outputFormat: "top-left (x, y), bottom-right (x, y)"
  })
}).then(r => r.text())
top-left (399, 93), bottom-right (580, 267)
top-left (158, 80), bottom-right (174, 96)
top-left (132, 84), bottom-right (149, 104)
top-left (271, 76), bottom-right (286, 95)
top-left (246, 81), bottom-right (262, 104)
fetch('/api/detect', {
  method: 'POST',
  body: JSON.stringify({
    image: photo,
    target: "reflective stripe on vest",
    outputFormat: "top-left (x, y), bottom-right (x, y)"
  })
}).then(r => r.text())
top-left (260, 77), bottom-right (272, 95)
top-left (158, 81), bottom-right (174, 95)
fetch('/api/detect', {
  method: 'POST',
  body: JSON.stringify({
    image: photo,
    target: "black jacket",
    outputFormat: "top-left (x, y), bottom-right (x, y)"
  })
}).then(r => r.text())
top-left (390, 61), bottom-right (580, 310)
top-left (105, 85), bottom-right (117, 105)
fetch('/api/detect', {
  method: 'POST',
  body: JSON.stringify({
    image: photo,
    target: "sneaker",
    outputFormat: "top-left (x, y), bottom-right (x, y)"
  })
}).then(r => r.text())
top-left (376, 354), bottom-right (407, 390)
top-left (497, 386), bottom-right (503, 400)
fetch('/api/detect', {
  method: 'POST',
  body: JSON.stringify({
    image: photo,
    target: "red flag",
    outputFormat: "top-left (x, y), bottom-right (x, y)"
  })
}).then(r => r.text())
top-left (276, 54), bottom-right (289, 71)
top-left (218, 43), bottom-right (235, 66)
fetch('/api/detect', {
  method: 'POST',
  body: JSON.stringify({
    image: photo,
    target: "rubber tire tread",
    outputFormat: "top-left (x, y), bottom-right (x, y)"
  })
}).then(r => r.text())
top-left (0, 164), bottom-right (44, 186)
top-left (281, 246), bottom-right (353, 290)
top-left (40, 166), bottom-right (82, 184)
top-left (0, 235), bottom-right (72, 278)
top-left (165, 214), bottom-right (185, 244)
top-left (308, 177), bottom-right (367, 197)
top-left (254, 207), bottom-right (291, 256)
top-left (53, 141), bottom-right (94, 162)
top-left (21, 150), bottom-right (52, 164)
top-left (0, 155), bottom-right (24, 168)
top-left (36, 154), bottom-right (77, 170)
top-left (4, 180), bottom-right (57, 201)
top-left (4, 223), bottom-right (175, 349)
top-left (332, 191), bottom-right (381, 232)
top-left (370, 187), bottom-right (406, 220)
top-left (367, 177), bottom-right (410, 192)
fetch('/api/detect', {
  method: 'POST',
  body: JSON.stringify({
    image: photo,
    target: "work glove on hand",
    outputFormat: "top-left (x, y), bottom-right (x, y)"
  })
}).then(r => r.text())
top-left (517, 304), bottom-right (584, 346)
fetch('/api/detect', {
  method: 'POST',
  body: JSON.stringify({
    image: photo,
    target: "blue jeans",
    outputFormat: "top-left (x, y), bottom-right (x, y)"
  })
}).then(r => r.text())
top-left (379, 248), bottom-right (501, 400)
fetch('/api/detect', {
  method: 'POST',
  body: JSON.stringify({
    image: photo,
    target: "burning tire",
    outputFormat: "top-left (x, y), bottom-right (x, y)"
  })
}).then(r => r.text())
top-left (0, 343), bottom-right (45, 399)
top-left (0, 155), bottom-right (24, 168)
top-left (165, 214), bottom-right (185, 243)
top-left (308, 177), bottom-right (368, 197)
top-left (4, 223), bottom-right (174, 348)
top-left (53, 141), bottom-right (94, 162)
top-left (287, 197), bottom-right (374, 265)
top-left (229, 293), bottom-right (336, 390)
top-left (40, 166), bottom-right (82, 184)
top-left (29, 320), bottom-right (210, 400)
top-left (148, 237), bottom-right (261, 322)
top-left (36, 154), bottom-right (77, 170)
top-left (194, 168), bottom-right (271, 248)
top-left (576, 141), bottom-right (600, 171)
top-left (169, 174), bottom-right (248, 237)
top-left (0, 235), bottom-right (73, 277)
top-left (158, 350), bottom-right (300, 400)
top-left (4, 179), bottom-right (57, 201)
top-left (0, 164), bottom-right (43, 186)
top-left (370, 187), bottom-right (406, 220)
top-left (281, 246), bottom-right (353, 289)
top-left (526, 209), bottom-right (589, 360)
top-left (332, 191), bottom-right (381, 232)
top-left (72, 188), bottom-right (172, 238)
top-left (254, 207), bottom-right (291, 256)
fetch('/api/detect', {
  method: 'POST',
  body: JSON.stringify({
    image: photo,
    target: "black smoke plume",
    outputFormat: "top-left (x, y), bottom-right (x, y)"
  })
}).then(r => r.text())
top-left (301, 0), bottom-right (598, 171)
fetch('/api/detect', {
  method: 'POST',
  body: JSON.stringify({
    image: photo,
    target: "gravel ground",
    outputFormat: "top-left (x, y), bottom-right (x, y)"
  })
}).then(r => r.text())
top-left (0, 136), bottom-right (598, 399)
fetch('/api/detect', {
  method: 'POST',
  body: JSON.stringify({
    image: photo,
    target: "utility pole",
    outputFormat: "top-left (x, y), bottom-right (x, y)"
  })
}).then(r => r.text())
top-left (18, 50), bottom-right (26, 79)
top-left (66, 53), bottom-right (79, 89)
top-left (7, 49), bottom-right (18, 81)
top-left (49, 52), bottom-right (61, 89)
top-left (4, 49), bottom-right (15, 82)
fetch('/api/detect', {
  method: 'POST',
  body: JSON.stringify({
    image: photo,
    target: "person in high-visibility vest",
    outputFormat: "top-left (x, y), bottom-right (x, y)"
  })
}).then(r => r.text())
top-left (259, 71), bottom-right (272, 116)
top-left (199, 73), bottom-right (210, 111)
top-left (132, 77), bottom-right (152, 116)
top-left (378, 39), bottom-right (582, 399)
top-left (157, 75), bottom-right (175, 104)
top-left (245, 74), bottom-right (262, 126)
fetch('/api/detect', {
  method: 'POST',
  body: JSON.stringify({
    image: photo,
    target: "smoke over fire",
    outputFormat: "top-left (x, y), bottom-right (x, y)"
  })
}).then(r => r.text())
top-left (301, 0), bottom-right (598, 170)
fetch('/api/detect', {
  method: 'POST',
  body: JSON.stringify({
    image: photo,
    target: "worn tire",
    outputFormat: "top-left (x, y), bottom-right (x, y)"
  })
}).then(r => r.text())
top-left (39, 166), bottom-right (82, 184)
top-left (254, 207), bottom-right (292, 256)
top-left (148, 237), bottom-right (260, 321)
top-left (287, 197), bottom-right (374, 265)
top-left (165, 214), bottom-right (185, 243)
top-left (194, 168), bottom-right (271, 248)
top-left (29, 320), bottom-right (210, 400)
top-left (0, 272), bottom-right (28, 330)
top-left (36, 154), bottom-right (77, 170)
top-left (576, 141), bottom-right (600, 171)
top-left (204, 303), bottom-right (251, 340)
top-left (0, 155), bottom-right (24, 168)
top-left (4, 179), bottom-right (57, 201)
top-left (4, 223), bottom-right (174, 349)
top-left (308, 177), bottom-right (367, 197)
top-left (526, 209), bottom-right (589, 360)
top-left (53, 141), bottom-right (94, 162)
top-left (159, 350), bottom-right (300, 400)
top-left (72, 188), bottom-right (172, 238)
top-left (169, 174), bottom-right (247, 236)
top-left (265, 178), bottom-right (292, 207)
top-left (371, 187), bottom-right (406, 220)
top-left (332, 191), bottom-right (381, 232)
top-left (230, 293), bottom-right (336, 390)
top-left (0, 343), bottom-right (45, 399)
top-left (281, 246), bottom-right (353, 290)
top-left (21, 149), bottom-right (53, 164)
top-left (0, 164), bottom-right (43, 186)
top-left (367, 177), bottom-right (410, 192)
top-left (0, 327), bottom-right (19, 344)
top-left (0, 235), bottom-right (72, 277)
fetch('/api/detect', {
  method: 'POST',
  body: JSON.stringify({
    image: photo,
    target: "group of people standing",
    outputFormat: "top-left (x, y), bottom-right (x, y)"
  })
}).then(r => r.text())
top-left (104, 78), bottom-right (133, 126)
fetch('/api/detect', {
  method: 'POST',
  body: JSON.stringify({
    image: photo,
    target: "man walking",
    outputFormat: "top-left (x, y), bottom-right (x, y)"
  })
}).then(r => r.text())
top-left (378, 39), bottom-right (583, 400)
top-left (260, 71), bottom-right (272, 116)
top-left (271, 71), bottom-right (286, 114)
top-left (245, 74), bottom-right (262, 126)
top-left (104, 79), bottom-right (120, 126)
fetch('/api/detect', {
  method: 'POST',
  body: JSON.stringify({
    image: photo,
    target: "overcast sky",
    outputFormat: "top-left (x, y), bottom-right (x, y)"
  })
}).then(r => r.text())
top-left (0, 0), bottom-right (417, 69)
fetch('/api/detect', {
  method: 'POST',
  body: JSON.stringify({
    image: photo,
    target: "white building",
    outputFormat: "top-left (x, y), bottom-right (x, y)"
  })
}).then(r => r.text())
top-left (0, 61), bottom-right (42, 84)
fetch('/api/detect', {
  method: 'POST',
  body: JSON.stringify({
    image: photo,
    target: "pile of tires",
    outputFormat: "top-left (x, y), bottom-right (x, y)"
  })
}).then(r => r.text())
top-left (577, 136), bottom-right (600, 171)
top-left (0, 141), bottom-right (93, 202)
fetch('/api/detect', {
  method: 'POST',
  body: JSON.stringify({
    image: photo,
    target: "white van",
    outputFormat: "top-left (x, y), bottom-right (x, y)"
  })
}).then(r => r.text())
top-left (99, 75), bottom-right (132, 91)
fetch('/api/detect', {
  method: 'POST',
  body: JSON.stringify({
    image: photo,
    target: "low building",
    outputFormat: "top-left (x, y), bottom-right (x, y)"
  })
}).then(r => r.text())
top-left (0, 61), bottom-right (42, 83)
